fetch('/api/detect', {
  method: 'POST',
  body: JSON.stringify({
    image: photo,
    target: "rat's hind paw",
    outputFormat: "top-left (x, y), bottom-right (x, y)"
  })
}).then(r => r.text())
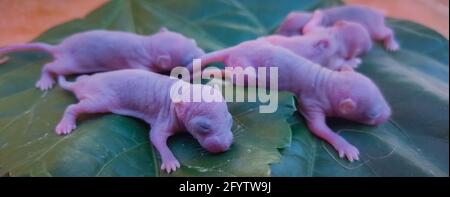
top-left (348, 58), bottom-right (362, 67)
top-left (36, 78), bottom-right (55, 91)
top-left (161, 158), bottom-right (181, 174)
top-left (55, 120), bottom-right (76, 135)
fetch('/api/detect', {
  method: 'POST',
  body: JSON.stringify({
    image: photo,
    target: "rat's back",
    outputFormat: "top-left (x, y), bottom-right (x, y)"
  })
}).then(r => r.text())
top-left (70, 70), bottom-right (174, 108)
top-left (58, 30), bottom-right (150, 71)
top-left (324, 5), bottom-right (384, 27)
top-left (227, 41), bottom-right (320, 91)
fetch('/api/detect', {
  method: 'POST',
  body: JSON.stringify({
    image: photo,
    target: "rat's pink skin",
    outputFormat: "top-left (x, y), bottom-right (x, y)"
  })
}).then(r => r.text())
top-left (276, 5), bottom-right (400, 51)
top-left (0, 28), bottom-right (205, 91)
top-left (196, 41), bottom-right (391, 161)
top-left (262, 20), bottom-right (372, 70)
top-left (276, 12), bottom-right (313, 36)
top-left (56, 69), bottom-right (233, 173)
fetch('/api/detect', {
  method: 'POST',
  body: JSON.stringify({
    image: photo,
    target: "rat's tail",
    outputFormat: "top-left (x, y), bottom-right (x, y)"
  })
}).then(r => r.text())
top-left (187, 48), bottom-right (231, 72)
top-left (0, 43), bottom-right (55, 59)
top-left (200, 69), bottom-right (233, 81)
top-left (201, 69), bottom-right (258, 87)
top-left (57, 76), bottom-right (74, 91)
top-left (201, 49), bottom-right (230, 66)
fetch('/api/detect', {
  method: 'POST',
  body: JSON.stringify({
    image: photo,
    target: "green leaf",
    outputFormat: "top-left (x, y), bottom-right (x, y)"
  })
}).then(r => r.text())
top-left (271, 19), bottom-right (449, 177)
top-left (0, 0), bottom-right (336, 177)
top-left (1, 0), bottom-right (447, 177)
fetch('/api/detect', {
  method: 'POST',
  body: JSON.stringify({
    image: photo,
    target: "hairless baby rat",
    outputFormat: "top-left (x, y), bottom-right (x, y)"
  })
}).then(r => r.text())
top-left (0, 28), bottom-right (205, 91)
top-left (56, 69), bottom-right (233, 173)
top-left (261, 20), bottom-right (372, 70)
top-left (276, 5), bottom-right (400, 51)
top-left (195, 40), bottom-right (391, 161)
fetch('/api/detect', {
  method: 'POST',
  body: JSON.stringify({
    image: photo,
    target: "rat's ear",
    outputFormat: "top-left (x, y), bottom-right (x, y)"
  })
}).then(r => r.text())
top-left (157, 55), bottom-right (172, 69)
top-left (339, 98), bottom-right (356, 114)
top-left (314, 39), bottom-right (330, 51)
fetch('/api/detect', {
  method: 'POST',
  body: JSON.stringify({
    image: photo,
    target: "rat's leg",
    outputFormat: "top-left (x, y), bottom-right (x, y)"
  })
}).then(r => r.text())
top-left (328, 57), bottom-right (361, 70)
top-left (303, 10), bottom-right (324, 34)
top-left (327, 57), bottom-right (346, 70)
top-left (343, 58), bottom-right (362, 69)
top-left (150, 126), bottom-right (180, 173)
top-left (55, 99), bottom-right (108, 135)
top-left (374, 26), bottom-right (399, 51)
top-left (35, 62), bottom-right (58, 91)
top-left (305, 110), bottom-right (360, 162)
top-left (201, 69), bottom-right (231, 81)
top-left (36, 58), bottom-right (75, 91)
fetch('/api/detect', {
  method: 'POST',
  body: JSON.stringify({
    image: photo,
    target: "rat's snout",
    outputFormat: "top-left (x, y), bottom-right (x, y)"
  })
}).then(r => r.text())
top-left (367, 107), bottom-right (391, 125)
top-left (188, 38), bottom-right (204, 57)
top-left (202, 132), bottom-right (233, 153)
top-left (195, 47), bottom-right (205, 58)
top-left (376, 107), bottom-right (391, 125)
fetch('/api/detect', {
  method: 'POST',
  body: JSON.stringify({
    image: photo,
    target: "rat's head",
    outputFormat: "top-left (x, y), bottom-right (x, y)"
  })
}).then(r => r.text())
top-left (150, 27), bottom-right (205, 71)
top-left (330, 70), bottom-right (391, 125)
top-left (332, 21), bottom-right (372, 59)
top-left (173, 84), bottom-right (233, 153)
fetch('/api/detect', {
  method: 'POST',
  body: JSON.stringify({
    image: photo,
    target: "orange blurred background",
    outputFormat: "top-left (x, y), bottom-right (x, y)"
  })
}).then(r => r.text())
top-left (0, 0), bottom-right (448, 46)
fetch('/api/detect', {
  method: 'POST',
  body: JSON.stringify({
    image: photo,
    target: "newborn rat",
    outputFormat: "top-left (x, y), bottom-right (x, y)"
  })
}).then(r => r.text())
top-left (261, 20), bottom-right (372, 70)
top-left (276, 5), bottom-right (400, 51)
top-left (56, 69), bottom-right (233, 173)
top-left (195, 40), bottom-right (391, 161)
top-left (0, 28), bottom-right (205, 91)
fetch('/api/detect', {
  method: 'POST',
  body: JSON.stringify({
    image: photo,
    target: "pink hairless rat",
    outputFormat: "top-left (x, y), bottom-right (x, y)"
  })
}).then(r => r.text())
top-left (261, 20), bottom-right (372, 70)
top-left (195, 40), bottom-right (391, 161)
top-left (0, 27), bottom-right (205, 91)
top-left (276, 5), bottom-right (400, 51)
top-left (56, 69), bottom-right (233, 173)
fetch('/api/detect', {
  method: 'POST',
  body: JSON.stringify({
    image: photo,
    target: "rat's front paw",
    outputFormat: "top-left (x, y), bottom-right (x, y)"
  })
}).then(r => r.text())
top-left (332, 138), bottom-right (360, 162)
top-left (385, 40), bottom-right (400, 51)
top-left (55, 120), bottom-right (76, 135)
top-left (345, 58), bottom-right (361, 68)
top-left (36, 78), bottom-right (55, 91)
top-left (161, 158), bottom-right (180, 174)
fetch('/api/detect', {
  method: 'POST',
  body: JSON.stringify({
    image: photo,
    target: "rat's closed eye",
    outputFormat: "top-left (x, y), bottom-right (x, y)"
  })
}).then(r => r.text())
top-left (191, 117), bottom-right (212, 134)
top-left (366, 110), bottom-right (380, 120)
top-left (198, 121), bottom-right (211, 131)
